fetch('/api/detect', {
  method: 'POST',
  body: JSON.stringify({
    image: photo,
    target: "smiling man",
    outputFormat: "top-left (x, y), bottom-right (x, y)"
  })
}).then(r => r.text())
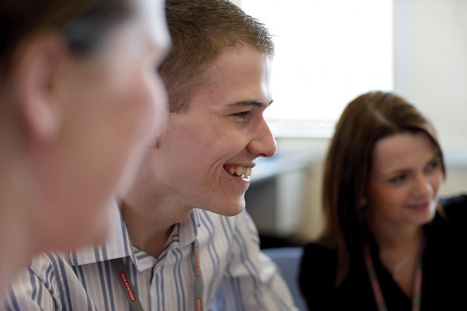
top-left (4, 0), bottom-right (297, 310)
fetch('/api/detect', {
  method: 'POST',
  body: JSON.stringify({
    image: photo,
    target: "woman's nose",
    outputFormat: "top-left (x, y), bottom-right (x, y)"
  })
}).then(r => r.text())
top-left (411, 174), bottom-right (433, 199)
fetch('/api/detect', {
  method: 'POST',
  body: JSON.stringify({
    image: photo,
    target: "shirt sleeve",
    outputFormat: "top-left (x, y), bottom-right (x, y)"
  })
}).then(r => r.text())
top-left (2, 256), bottom-right (58, 311)
top-left (2, 253), bottom-right (95, 311)
top-left (212, 211), bottom-right (298, 311)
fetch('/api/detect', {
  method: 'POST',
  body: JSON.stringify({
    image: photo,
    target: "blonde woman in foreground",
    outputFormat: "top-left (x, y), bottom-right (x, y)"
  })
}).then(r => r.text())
top-left (0, 0), bottom-right (170, 300)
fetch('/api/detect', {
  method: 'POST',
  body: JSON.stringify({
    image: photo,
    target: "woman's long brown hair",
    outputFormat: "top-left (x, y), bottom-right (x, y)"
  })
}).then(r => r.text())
top-left (318, 91), bottom-right (445, 287)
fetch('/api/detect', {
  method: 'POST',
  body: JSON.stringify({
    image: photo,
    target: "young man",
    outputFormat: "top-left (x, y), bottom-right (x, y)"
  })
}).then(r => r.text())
top-left (4, 0), bottom-right (297, 310)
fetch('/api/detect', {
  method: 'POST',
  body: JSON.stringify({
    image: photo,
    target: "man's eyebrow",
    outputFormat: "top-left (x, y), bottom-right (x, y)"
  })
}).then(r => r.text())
top-left (228, 99), bottom-right (274, 108)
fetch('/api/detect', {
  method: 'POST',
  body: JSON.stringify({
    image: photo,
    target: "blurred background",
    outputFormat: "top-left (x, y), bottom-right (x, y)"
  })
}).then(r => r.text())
top-left (231, 0), bottom-right (467, 245)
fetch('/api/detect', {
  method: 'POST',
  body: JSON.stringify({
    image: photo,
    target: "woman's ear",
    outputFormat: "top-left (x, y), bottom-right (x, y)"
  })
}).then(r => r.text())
top-left (13, 33), bottom-right (67, 143)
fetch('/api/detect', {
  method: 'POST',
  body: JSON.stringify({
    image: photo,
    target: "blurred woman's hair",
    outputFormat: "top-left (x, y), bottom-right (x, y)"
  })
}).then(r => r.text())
top-left (1, 0), bottom-right (133, 78)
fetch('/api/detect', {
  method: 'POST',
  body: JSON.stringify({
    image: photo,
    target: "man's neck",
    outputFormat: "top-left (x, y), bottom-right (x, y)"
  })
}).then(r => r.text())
top-left (120, 198), bottom-right (192, 259)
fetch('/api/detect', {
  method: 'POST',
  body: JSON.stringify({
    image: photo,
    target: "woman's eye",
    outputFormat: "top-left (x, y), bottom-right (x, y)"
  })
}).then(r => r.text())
top-left (427, 159), bottom-right (441, 171)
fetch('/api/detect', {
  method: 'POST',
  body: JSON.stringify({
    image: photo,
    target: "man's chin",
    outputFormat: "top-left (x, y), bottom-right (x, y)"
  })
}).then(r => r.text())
top-left (205, 201), bottom-right (246, 216)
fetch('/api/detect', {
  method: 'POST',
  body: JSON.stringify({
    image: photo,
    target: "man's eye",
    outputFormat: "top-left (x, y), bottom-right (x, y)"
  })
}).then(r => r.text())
top-left (233, 111), bottom-right (249, 119)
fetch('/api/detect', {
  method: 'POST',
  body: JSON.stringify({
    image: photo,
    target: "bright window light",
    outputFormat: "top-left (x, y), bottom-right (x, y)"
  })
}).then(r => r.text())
top-left (240, 0), bottom-right (393, 137)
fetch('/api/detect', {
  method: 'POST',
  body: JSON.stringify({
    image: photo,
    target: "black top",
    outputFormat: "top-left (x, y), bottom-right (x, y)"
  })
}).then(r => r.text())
top-left (299, 194), bottom-right (467, 311)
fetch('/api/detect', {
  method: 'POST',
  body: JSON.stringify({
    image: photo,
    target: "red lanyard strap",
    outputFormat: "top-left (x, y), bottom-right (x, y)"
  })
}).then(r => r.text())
top-left (111, 238), bottom-right (203, 311)
top-left (193, 238), bottom-right (203, 311)
top-left (110, 258), bottom-right (145, 311)
top-left (363, 237), bottom-right (424, 311)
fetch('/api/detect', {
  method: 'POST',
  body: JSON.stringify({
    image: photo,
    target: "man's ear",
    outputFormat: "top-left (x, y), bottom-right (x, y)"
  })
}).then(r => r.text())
top-left (13, 33), bottom-right (67, 143)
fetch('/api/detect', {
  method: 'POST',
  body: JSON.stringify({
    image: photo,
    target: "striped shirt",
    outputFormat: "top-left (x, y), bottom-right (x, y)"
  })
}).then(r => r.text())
top-left (3, 204), bottom-right (297, 311)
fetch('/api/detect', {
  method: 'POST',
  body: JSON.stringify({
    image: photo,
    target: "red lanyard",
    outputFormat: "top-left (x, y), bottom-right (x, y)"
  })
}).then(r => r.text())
top-left (363, 236), bottom-right (425, 311)
top-left (111, 258), bottom-right (145, 311)
top-left (111, 238), bottom-right (203, 311)
top-left (193, 238), bottom-right (203, 311)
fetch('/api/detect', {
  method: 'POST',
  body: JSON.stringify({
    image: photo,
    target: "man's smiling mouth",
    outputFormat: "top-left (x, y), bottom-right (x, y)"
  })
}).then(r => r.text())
top-left (224, 166), bottom-right (252, 177)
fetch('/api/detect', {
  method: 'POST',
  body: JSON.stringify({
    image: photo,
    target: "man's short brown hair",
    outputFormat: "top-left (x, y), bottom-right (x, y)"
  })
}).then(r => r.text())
top-left (160, 0), bottom-right (274, 112)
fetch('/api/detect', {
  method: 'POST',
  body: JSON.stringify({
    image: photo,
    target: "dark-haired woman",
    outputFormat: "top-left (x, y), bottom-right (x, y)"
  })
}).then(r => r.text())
top-left (299, 91), bottom-right (467, 310)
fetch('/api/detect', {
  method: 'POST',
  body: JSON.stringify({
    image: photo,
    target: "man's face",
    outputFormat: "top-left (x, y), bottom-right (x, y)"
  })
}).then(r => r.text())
top-left (144, 45), bottom-right (276, 216)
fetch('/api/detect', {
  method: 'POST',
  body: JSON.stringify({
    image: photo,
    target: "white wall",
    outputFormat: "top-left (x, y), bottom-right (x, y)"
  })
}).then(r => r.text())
top-left (394, 0), bottom-right (467, 169)
top-left (236, 0), bottom-right (467, 241)
top-left (280, 0), bottom-right (467, 241)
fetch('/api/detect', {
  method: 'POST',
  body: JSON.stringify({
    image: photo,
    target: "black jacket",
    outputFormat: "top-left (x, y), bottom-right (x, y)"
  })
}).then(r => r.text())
top-left (299, 194), bottom-right (467, 311)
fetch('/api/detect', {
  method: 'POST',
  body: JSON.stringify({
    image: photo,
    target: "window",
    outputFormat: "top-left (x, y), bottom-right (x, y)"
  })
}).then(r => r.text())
top-left (240, 0), bottom-right (393, 137)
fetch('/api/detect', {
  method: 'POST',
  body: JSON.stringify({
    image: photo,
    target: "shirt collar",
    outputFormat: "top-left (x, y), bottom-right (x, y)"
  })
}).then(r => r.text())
top-left (178, 208), bottom-right (201, 247)
top-left (69, 201), bottom-right (135, 266)
top-left (69, 204), bottom-right (201, 267)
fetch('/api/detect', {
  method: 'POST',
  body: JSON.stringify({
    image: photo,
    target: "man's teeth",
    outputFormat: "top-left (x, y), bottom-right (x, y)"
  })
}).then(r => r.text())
top-left (227, 166), bottom-right (252, 177)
